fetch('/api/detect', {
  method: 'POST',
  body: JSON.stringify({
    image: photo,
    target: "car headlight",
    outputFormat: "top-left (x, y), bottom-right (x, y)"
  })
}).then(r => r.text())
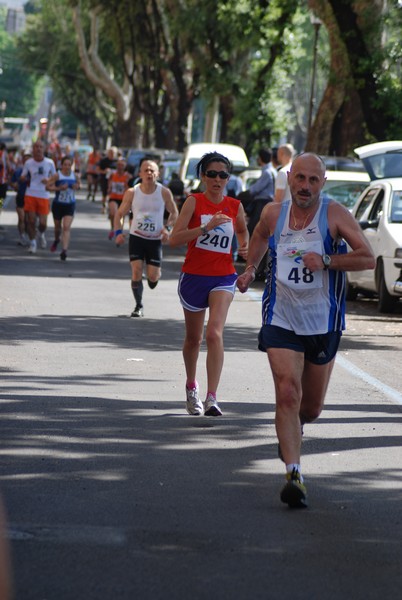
top-left (395, 248), bottom-right (402, 259)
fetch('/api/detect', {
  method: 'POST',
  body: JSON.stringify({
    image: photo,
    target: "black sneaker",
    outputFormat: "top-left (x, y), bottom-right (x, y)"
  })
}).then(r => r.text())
top-left (280, 468), bottom-right (308, 508)
top-left (131, 305), bottom-right (143, 318)
top-left (60, 250), bottom-right (67, 261)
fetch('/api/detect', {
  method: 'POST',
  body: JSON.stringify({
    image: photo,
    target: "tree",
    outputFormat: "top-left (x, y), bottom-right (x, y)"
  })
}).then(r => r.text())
top-left (18, 1), bottom-right (113, 146)
top-left (306, 0), bottom-right (402, 154)
top-left (70, 0), bottom-right (198, 149)
top-left (0, 7), bottom-right (40, 118)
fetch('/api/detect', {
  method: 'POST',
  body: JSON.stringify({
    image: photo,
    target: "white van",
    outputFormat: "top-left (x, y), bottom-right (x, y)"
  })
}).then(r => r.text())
top-left (179, 142), bottom-right (249, 189)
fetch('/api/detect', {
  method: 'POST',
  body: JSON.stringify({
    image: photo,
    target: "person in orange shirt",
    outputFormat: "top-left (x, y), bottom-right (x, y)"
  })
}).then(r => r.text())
top-left (86, 146), bottom-right (102, 202)
top-left (107, 157), bottom-right (130, 239)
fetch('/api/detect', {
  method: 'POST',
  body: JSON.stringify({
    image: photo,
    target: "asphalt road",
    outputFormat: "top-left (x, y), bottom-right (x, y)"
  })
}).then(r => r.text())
top-left (0, 191), bottom-right (402, 600)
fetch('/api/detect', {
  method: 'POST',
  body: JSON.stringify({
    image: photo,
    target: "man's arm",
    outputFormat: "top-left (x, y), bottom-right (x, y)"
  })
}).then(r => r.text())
top-left (237, 203), bottom-right (278, 292)
top-left (161, 187), bottom-right (179, 242)
top-left (234, 203), bottom-right (249, 259)
top-left (113, 188), bottom-right (134, 244)
top-left (302, 202), bottom-right (376, 273)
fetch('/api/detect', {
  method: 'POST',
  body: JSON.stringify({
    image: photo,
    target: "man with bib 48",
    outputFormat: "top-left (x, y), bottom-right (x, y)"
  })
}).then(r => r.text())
top-left (237, 152), bottom-right (375, 508)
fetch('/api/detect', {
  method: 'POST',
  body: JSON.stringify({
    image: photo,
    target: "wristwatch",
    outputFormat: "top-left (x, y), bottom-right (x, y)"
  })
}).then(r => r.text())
top-left (322, 254), bottom-right (331, 270)
top-left (200, 224), bottom-right (208, 235)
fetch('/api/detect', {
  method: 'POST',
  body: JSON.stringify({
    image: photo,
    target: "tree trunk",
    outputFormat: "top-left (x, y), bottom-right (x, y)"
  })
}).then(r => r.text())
top-left (331, 88), bottom-right (366, 155)
top-left (114, 105), bottom-right (142, 148)
top-left (326, 0), bottom-right (387, 141)
top-left (306, 0), bottom-right (354, 153)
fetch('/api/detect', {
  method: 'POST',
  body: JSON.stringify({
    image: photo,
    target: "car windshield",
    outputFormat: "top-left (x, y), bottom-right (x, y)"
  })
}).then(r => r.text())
top-left (324, 182), bottom-right (368, 209)
top-left (363, 150), bottom-right (402, 179)
top-left (390, 190), bottom-right (402, 223)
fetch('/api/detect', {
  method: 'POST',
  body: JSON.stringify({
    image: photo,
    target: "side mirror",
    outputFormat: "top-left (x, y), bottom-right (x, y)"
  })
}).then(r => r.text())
top-left (359, 219), bottom-right (379, 230)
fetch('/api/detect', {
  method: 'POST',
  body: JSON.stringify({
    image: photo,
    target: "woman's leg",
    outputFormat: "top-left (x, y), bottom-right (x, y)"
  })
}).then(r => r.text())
top-left (182, 308), bottom-right (205, 384)
top-left (61, 215), bottom-right (74, 251)
top-left (204, 290), bottom-right (233, 393)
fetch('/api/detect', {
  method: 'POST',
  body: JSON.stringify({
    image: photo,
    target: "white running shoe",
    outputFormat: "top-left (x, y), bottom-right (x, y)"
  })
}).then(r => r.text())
top-left (204, 394), bottom-right (222, 417)
top-left (29, 239), bottom-right (37, 254)
top-left (39, 232), bottom-right (47, 249)
top-left (18, 233), bottom-right (29, 246)
top-left (185, 383), bottom-right (203, 416)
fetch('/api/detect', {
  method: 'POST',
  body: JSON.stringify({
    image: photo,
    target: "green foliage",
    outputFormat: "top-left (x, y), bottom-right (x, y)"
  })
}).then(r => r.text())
top-left (9, 0), bottom-right (402, 150)
top-left (17, 0), bottom-right (113, 143)
top-left (376, 1), bottom-right (402, 138)
top-left (0, 7), bottom-right (41, 116)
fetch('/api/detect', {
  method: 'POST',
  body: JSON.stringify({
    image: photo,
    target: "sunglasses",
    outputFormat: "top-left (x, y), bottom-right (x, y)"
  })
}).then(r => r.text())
top-left (204, 170), bottom-right (230, 180)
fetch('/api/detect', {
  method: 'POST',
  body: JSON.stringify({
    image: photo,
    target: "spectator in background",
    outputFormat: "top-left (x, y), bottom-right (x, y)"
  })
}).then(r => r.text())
top-left (0, 143), bottom-right (9, 212)
top-left (98, 147), bottom-right (118, 214)
top-left (246, 148), bottom-right (277, 235)
top-left (225, 166), bottom-right (243, 199)
top-left (273, 143), bottom-right (295, 203)
top-left (225, 166), bottom-right (244, 261)
top-left (168, 171), bottom-right (185, 211)
top-left (10, 151), bottom-right (31, 246)
top-left (86, 146), bottom-right (102, 202)
top-left (107, 157), bottom-right (130, 240)
top-left (271, 147), bottom-right (281, 170)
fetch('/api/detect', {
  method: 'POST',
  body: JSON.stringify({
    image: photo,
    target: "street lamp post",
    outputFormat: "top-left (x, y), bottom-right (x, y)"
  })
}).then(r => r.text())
top-left (307, 15), bottom-right (322, 134)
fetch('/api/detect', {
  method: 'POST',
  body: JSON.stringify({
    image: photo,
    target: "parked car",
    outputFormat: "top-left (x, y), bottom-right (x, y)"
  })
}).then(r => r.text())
top-left (179, 142), bottom-right (249, 190)
top-left (239, 167), bottom-right (262, 191)
top-left (321, 155), bottom-right (366, 173)
top-left (346, 141), bottom-right (402, 313)
top-left (323, 170), bottom-right (370, 209)
top-left (124, 148), bottom-right (164, 176)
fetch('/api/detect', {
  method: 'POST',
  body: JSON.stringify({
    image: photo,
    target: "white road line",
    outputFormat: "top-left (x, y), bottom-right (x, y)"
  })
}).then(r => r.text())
top-left (246, 289), bottom-right (402, 406)
top-left (336, 354), bottom-right (402, 406)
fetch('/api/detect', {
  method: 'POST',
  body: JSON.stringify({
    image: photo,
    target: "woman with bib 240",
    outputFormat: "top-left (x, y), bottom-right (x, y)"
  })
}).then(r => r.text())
top-left (169, 152), bottom-right (249, 417)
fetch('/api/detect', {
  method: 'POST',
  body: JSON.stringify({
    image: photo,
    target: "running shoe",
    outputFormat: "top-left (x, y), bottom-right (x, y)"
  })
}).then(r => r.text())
top-left (39, 232), bottom-right (47, 249)
top-left (108, 231), bottom-right (114, 240)
top-left (28, 240), bottom-right (37, 254)
top-left (50, 240), bottom-right (59, 252)
top-left (130, 305), bottom-right (143, 318)
top-left (18, 233), bottom-right (29, 247)
top-left (280, 468), bottom-right (308, 508)
top-left (60, 250), bottom-right (67, 261)
top-left (204, 394), bottom-right (223, 417)
top-left (185, 384), bottom-right (203, 416)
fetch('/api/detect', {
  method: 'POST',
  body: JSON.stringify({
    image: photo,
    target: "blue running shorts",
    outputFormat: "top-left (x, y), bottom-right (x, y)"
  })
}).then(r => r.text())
top-left (178, 272), bottom-right (237, 312)
top-left (258, 324), bottom-right (341, 365)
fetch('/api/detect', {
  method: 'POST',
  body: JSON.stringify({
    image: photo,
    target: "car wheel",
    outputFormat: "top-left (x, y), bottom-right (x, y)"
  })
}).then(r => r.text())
top-left (345, 275), bottom-right (358, 301)
top-left (378, 266), bottom-right (397, 313)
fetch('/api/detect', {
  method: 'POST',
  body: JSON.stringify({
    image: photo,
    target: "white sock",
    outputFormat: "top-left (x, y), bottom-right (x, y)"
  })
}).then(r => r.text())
top-left (286, 464), bottom-right (303, 482)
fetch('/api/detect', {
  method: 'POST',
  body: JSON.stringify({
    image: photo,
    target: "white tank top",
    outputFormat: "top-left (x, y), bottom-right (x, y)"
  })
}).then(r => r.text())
top-left (268, 200), bottom-right (331, 334)
top-left (129, 182), bottom-right (165, 240)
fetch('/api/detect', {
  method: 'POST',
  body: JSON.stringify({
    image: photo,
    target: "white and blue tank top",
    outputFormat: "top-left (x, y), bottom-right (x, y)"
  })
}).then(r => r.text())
top-left (261, 197), bottom-right (346, 335)
top-left (54, 171), bottom-right (77, 204)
